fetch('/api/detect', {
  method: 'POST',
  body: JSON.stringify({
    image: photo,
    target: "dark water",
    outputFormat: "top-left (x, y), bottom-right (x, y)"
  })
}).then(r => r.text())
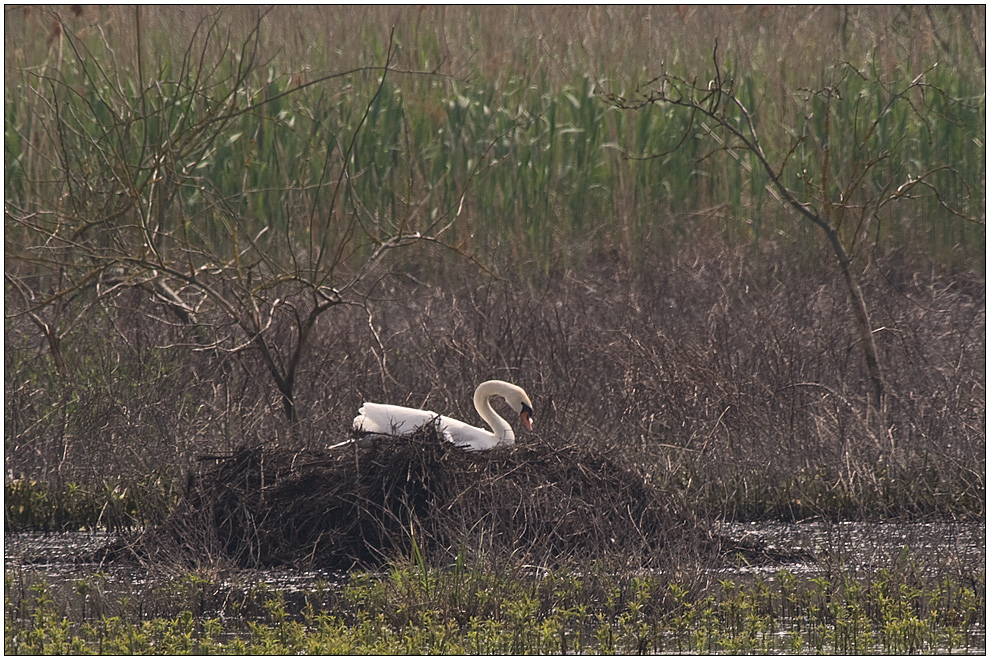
top-left (6, 520), bottom-right (985, 580)
top-left (6, 520), bottom-right (984, 579)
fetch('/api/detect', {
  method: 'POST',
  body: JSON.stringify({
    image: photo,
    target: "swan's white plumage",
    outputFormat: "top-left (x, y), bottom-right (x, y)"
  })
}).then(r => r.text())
top-left (352, 380), bottom-right (534, 451)
top-left (352, 403), bottom-right (443, 437)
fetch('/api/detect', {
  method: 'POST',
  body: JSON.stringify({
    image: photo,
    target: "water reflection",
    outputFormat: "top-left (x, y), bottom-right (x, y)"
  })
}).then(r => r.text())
top-left (716, 520), bottom-right (985, 577)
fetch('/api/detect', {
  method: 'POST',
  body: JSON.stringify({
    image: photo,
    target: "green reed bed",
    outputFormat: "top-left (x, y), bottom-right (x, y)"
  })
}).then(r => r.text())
top-left (6, 556), bottom-right (985, 655)
top-left (5, 7), bottom-right (984, 273)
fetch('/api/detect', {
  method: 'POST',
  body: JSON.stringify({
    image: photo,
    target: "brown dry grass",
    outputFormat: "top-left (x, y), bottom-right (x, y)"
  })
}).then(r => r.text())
top-left (10, 240), bottom-right (981, 496)
top-left (8, 6), bottom-right (981, 87)
top-left (5, 235), bottom-right (983, 569)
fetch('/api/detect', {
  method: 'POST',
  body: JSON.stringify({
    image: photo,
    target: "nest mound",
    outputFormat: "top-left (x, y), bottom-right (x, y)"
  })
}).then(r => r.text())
top-left (125, 426), bottom-right (716, 571)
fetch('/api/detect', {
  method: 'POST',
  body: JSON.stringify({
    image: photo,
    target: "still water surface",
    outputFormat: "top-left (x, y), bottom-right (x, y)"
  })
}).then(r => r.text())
top-left (6, 519), bottom-right (984, 583)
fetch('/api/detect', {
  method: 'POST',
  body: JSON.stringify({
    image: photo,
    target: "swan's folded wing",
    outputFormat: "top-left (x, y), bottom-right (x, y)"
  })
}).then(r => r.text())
top-left (353, 402), bottom-right (443, 436)
top-left (436, 416), bottom-right (502, 451)
top-left (351, 403), bottom-right (504, 450)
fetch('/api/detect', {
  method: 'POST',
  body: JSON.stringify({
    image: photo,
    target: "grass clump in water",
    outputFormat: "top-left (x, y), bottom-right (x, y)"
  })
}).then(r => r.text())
top-left (4, 478), bottom-right (177, 533)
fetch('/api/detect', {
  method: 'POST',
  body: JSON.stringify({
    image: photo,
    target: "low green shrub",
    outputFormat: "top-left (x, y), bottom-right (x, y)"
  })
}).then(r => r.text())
top-left (5, 559), bottom-right (985, 654)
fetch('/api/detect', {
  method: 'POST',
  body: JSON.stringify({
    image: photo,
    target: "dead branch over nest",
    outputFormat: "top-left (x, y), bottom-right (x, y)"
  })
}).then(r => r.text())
top-left (119, 426), bottom-right (788, 571)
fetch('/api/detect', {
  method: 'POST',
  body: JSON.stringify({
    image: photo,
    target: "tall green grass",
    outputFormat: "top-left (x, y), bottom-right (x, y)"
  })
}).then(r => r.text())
top-left (5, 6), bottom-right (984, 274)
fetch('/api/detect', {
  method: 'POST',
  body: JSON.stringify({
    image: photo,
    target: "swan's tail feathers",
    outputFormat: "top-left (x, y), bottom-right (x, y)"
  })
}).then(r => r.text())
top-left (352, 411), bottom-right (380, 434)
top-left (352, 404), bottom-right (383, 435)
top-left (352, 405), bottom-right (402, 435)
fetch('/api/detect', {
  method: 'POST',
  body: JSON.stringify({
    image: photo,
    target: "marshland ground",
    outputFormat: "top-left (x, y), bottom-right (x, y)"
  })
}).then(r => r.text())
top-left (4, 6), bottom-right (986, 654)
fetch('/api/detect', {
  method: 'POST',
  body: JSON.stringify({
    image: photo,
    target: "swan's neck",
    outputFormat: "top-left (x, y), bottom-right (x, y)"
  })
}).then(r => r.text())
top-left (474, 383), bottom-right (514, 444)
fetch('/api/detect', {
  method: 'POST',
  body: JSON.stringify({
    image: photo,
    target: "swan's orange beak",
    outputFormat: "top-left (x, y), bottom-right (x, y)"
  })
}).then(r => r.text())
top-left (520, 408), bottom-right (533, 432)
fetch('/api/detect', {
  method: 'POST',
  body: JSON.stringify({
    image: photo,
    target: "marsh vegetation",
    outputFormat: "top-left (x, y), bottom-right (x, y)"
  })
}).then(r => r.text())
top-left (5, 5), bottom-right (985, 654)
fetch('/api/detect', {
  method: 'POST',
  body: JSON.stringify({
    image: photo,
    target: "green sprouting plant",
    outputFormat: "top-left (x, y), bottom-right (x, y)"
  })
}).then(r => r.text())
top-left (6, 562), bottom-right (987, 654)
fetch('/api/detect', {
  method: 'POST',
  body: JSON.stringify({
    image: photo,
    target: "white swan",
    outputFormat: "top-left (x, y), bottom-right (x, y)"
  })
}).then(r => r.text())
top-left (352, 380), bottom-right (534, 451)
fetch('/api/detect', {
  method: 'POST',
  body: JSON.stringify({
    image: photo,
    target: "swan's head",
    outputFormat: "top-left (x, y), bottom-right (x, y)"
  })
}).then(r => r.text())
top-left (516, 397), bottom-right (534, 432)
top-left (502, 384), bottom-right (534, 432)
top-left (478, 380), bottom-right (534, 432)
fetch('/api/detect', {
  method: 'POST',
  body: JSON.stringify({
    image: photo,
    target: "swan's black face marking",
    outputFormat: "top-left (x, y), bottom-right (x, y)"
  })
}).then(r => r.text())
top-left (519, 402), bottom-right (534, 431)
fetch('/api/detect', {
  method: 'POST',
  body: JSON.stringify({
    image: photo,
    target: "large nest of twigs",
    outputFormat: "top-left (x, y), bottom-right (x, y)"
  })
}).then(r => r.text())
top-left (124, 426), bottom-right (737, 571)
